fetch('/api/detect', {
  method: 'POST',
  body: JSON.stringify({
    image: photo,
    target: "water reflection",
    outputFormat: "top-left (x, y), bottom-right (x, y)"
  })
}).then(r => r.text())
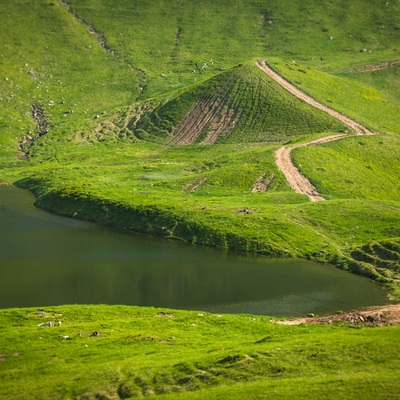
top-left (0, 185), bottom-right (387, 316)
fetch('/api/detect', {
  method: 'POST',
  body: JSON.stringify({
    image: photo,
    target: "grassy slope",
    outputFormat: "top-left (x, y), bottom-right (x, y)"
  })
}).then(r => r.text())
top-left (0, 0), bottom-right (139, 165)
top-left (268, 58), bottom-right (400, 134)
top-left (65, 0), bottom-right (400, 95)
top-left (292, 134), bottom-right (400, 202)
top-left (1, 1), bottom-right (400, 397)
top-left (134, 64), bottom-right (346, 143)
top-left (0, 305), bottom-right (399, 400)
top-left (0, 0), bottom-right (398, 284)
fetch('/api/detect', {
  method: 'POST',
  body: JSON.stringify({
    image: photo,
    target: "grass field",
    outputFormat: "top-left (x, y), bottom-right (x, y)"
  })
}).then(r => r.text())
top-left (1, 305), bottom-right (399, 400)
top-left (1, 0), bottom-right (399, 305)
top-left (1, 0), bottom-right (400, 397)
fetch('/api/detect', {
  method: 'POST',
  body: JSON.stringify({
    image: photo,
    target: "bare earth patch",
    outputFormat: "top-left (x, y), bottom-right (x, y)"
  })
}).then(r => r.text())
top-left (274, 134), bottom-right (347, 202)
top-left (167, 95), bottom-right (240, 145)
top-left (275, 304), bottom-right (400, 326)
top-left (342, 60), bottom-right (400, 73)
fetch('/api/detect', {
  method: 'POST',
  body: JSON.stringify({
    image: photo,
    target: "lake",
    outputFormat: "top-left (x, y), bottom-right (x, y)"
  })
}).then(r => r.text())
top-left (0, 185), bottom-right (388, 316)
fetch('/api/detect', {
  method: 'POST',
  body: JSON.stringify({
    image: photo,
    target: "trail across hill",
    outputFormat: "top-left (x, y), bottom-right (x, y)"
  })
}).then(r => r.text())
top-left (256, 60), bottom-right (375, 201)
top-left (342, 60), bottom-right (400, 73)
top-left (274, 135), bottom-right (346, 202)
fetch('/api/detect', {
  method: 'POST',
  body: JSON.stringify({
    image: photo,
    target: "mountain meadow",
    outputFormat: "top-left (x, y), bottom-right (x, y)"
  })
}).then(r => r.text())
top-left (1, 0), bottom-right (400, 398)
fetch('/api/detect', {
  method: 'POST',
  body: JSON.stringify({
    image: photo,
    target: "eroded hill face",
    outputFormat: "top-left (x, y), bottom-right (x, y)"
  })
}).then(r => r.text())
top-left (1, 0), bottom-right (399, 299)
top-left (133, 64), bottom-right (346, 145)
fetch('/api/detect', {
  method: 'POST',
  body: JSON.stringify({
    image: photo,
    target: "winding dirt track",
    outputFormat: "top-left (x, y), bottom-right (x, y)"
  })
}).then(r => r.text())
top-left (256, 60), bottom-right (375, 201)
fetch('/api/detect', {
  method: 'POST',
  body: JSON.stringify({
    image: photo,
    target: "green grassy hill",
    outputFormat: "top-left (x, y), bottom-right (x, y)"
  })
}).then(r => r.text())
top-left (65, 0), bottom-right (400, 95)
top-left (1, 0), bottom-right (400, 397)
top-left (134, 63), bottom-right (346, 144)
top-left (0, 0), bottom-right (399, 289)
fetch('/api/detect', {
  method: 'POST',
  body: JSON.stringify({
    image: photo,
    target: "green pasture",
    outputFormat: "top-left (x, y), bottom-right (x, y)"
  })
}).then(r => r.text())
top-left (0, 0), bottom-right (399, 284)
top-left (0, 305), bottom-right (399, 400)
top-left (292, 133), bottom-right (400, 202)
top-left (1, 0), bottom-right (400, 397)
top-left (0, 0), bottom-right (399, 290)
top-left (65, 0), bottom-right (400, 95)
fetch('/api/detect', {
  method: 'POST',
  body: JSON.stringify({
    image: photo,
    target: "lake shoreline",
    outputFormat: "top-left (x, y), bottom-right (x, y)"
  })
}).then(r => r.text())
top-left (0, 183), bottom-right (391, 315)
top-left (6, 181), bottom-right (397, 306)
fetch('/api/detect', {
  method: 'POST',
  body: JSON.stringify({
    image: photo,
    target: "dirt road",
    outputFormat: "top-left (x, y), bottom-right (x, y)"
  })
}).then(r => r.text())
top-left (256, 60), bottom-right (375, 201)
top-left (275, 134), bottom-right (347, 202)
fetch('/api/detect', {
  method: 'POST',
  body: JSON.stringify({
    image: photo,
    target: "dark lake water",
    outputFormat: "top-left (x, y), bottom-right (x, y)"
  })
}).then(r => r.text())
top-left (0, 185), bottom-right (388, 316)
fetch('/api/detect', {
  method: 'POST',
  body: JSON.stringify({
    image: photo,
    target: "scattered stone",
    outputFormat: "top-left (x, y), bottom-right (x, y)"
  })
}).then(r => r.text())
top-left (37, 321), bottom-right (55, 327)
top-left (307, 313), bottom-right (315, 318)
top-left (89, 331), bottom-right (100, 337)
top-left (31, 103), bottom-right (49, 137)
top-left (252, 173), bottom-right (275, 193)
top-left (59, 335), bottom-right (69, 340)
top-left (157, 312), bottom-right (175, 318)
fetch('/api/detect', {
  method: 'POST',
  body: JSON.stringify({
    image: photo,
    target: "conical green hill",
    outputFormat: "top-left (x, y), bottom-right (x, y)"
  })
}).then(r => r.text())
top-left (134, 62), bottom-right (347, 144)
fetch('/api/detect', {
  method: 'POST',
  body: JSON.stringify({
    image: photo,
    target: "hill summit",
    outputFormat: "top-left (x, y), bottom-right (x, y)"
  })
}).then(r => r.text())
top-left (134, 63), bottom-right (346, 144)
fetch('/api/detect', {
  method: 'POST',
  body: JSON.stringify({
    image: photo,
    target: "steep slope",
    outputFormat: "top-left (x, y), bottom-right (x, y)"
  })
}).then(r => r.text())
top-left (0, 0), bottom-right (139, 165)
top-left (65, 0), bottom-right (400, 96)
top-left (134, 63), bottom-right (346, 144)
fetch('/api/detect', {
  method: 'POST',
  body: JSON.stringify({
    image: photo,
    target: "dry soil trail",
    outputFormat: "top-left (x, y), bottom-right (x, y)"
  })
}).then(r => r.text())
top-left (256, 60), bottom-right (375, 201)
top-left (342, 60), bottom-right (400, 73)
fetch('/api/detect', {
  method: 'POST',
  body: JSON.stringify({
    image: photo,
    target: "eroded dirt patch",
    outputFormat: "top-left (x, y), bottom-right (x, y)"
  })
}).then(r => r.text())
top-left (342, 60), bottom-right (400, 73)
top-left (275, 304), bottom-right (400, 326)
top-left (167, 95), bottom-right (240, 145)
